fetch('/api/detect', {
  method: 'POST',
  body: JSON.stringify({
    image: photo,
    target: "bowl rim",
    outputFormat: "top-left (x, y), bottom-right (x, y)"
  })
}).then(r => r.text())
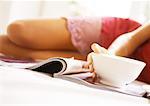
top-left (92, 54), bottom-right (146, 66)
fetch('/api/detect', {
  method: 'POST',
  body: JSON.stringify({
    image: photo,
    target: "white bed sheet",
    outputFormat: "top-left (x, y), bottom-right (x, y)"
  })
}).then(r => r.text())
top-left (0, 66), bottom-right (149, 105)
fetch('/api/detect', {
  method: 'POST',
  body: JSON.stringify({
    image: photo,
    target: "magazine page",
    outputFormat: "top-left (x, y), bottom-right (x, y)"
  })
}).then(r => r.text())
top-left (28, 57), bottom-right (89, 75)
top-left (0, 57), bottom-right (67, 74)
top-left (0, 56), bottom-right (88, 75)
top-left (57, 58), bottom-right (88, 75)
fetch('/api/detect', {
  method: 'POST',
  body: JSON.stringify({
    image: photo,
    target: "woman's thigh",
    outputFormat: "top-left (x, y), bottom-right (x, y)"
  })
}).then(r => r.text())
top-left (0, 36), bottom-right (85, 60)
top-left (7, 18), bottom-right (77, 51)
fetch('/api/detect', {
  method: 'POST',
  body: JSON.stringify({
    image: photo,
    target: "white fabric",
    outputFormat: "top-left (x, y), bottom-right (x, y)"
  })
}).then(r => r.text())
top-left (0, 66), bottom-right (149, 104)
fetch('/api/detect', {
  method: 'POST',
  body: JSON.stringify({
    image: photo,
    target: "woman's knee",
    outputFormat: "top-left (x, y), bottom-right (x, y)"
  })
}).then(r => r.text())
top-left (7, 20), bottom-right (34, 48)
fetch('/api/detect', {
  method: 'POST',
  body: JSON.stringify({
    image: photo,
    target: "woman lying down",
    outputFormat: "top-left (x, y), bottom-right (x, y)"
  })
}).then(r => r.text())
top-left (0, 17), bottom-right (149, 84)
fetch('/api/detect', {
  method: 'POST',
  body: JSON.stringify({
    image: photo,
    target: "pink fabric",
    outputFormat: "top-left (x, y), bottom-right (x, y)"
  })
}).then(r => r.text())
top-left (67, 17), bottom-right (102, 54)
top-left (100, 17), bottom-right (141, 48)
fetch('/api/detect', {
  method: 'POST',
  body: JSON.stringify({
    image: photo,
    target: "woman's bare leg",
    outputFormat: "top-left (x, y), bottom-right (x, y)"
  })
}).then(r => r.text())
top-left (7, 18), bottom-right (76, 51)
top-left (0, 36), bottom-right (86, 60)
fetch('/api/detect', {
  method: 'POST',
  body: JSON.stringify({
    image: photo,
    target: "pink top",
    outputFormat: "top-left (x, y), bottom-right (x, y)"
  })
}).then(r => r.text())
top-left (67, 16), bottom-right (102, 54)
top-left (67, 17), bottom-right (141, 54)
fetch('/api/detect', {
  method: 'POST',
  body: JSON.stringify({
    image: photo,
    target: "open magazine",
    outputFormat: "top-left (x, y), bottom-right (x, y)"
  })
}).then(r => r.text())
top-left (0, 55), bottom-right (149, 99)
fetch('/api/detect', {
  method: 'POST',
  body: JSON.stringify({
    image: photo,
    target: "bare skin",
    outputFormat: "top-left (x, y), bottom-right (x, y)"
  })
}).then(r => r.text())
top-left (7, 18), bottom-right (76, 51)
top-left (0, 18), bottom-right (150, 62)
top-left (0, 35), bottom-right (86, 60)
top-left (85, 22), bottom-right (150, 67)
top-left (0, 18), bottom-right (87, 60)
top-left (108, 21), bottom-right (150, 56)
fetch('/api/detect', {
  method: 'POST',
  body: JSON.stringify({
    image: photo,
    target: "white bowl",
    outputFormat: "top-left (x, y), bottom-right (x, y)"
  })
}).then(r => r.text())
top-left (92, 54), bottom-right (146, 87)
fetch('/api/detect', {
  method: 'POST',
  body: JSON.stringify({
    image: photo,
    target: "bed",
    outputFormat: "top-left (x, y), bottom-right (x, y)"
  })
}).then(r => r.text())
top-left (0, 65), bottom-right (149, 105)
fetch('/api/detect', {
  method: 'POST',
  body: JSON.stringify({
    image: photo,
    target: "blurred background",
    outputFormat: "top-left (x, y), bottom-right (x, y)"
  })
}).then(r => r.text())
top-left (0, 0), bottom-right (150, 34)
